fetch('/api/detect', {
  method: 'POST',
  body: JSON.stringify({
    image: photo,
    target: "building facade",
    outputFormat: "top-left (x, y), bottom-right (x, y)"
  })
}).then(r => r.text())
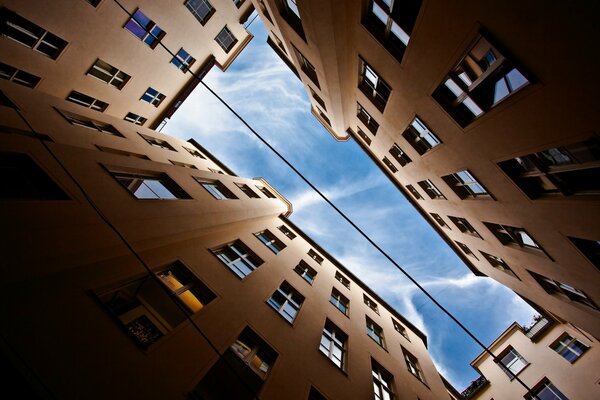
top-left (252, 0), bottom-right (600, 338)
top-left (462, 315), bottom-right (599, 399)
top-left (0, 77), bottom-right (451, 398)
top-left (0, 0), bottom-right (254, 129)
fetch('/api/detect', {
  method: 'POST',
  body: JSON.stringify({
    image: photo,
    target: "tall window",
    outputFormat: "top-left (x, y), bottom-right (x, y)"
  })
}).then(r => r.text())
top-left (236, 183), bottom-right (260, 198)
top-left (293, 47), bottom-right (320, 88)
top-left (330, 288), bottom-right (349, 316)
top-left (392, 319), bottom-right (410, 341)
top-left (66, 90), bottom-right (108, 112)
top-left (530, 271), bottom-right (598, 311)
top-left (498, 137), bottom-right (600, 199)
top-left (257, 186), bottom-right (276, 198)
top-left (57, 109), bottom-right (123, 136)
top-left (335, 271), bottom-right (350, 289)
top-left (403, 347), bottom-right (426, 383)
top-left (230, 327), bottom-right (278, 378)
top-left (319, 320), bottom-right (347, 370)
top-left (382, 157), bottom-right (398, 173)
top-left (455, 241), bottom-right (478, 260)
top-left (124, 112), bottom-right (147, 126)
top-left (569, 237), bottom-right (600, 272)
top-left (551, 333), bottom-right (589, 363)
top-left (362, 0), bottom-right (422, 63)
top-left (139, 132), bottom-right (176, 151)
top-left (196, 179), bottom-right (238, 199)
top-left (526, 378), bottom-right (568, 400)
top-left (0, 8), bottom-right (68, 59)
top-left (267, 281), bottom-right (304, 323)
top-left (0, 62), bottom-right (40, 88)
top-left (448, 216), bottom-right (481, 238)
top-left (430, 213), bottom-right (451, 230)
top-left (157, 262), bottom-right (216, 314)
top-left (124, 9), bottom-right (166, 49)
top-left (483, 222), bottom-right (543, 252)
top-left (215, 26), bottom-right (238, 53)
top-left (372, 360), bottom-right (395, 400)
top-left (278, 0), bottom-right (305, 40)
top-left (185, 0), bottom-right (215, 25)
top-left (0, 152), bottom-right (69, 200)
top-left (308, 249), bottom-right (324, 264)
top-left (417, 179), bottom-right (446, 200)
top-left (405, 184), bottom-right (423, 200)
top-left (389, 144), bottom-right (411, 167)
top-left (402, 117), bottom-right (441, 155)
top-left (433, 34), bottom-right (530, 127)
top-left (364, 294), bottom-right (379, 314)
top-left (357, 103), bottom-right (379, 134)
top-left (87, 59), bottom-right (130, 89)
top-left (480, 252), bottom-right (519, 279)
top-left (111, 171), bottom-right (190, 200)
top-left (294, 260), bottom-right (317, 284)
top-left (255, 230), bottom-right (286, 254)
top-left (141, 87), bottom-right (165, 107)
top-left (278, 224), bottom-right (296, 239)
top-left (354, 127), bottom-right (372, 145)
top-left (366, 317), bottom-right (385, 348)
top-left (310, 87), bottom-right (326, 110)
top-left (359, 58), bottom-right (391, 112)
top-left (442, 170), bottom-right (491, 199)
top-left (496, 346), bottom-right (528, 377)
top-left (171, 48), bottom-right (196, 72)
top-left (213, 240), bottom-right (263, 279)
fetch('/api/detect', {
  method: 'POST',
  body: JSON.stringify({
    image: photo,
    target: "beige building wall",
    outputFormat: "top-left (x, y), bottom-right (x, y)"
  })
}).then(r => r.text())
top-left (0, 0), bottom-right (254, 128)
top-left (253, 0), bottom-right (600, 338)
top-left (0, 82), bottom-right (450, 399)
top-left (466, 317), bottom-right (599, 399)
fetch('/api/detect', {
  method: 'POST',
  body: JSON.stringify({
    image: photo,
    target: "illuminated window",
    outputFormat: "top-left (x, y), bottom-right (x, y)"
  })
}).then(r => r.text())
top-left (230, 327), bottom-right (277, 378)
top-left (156, 262), bottom-right (215, 314)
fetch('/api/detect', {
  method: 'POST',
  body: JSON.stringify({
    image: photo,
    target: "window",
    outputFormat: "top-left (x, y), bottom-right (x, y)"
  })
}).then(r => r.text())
top-left (139, 133), bottom-right (176, 151)
top-left (483, 222), bottom-right (543, 252)
top-left (96, 146), bottom-right (149, 160)
top-left (530, 271), bottom-right (598, 311)
top-left (0, 152), bottom-right (69, 200)
top-left (196, 179), bottom-right (237, 199)
top-left (215, 26), bottom-right (238, 53)
top-left (569, 237), bottom-right (600, 271)
top-left (310, 87), bottom-right (326, 110)
top-left (294, 260), bottom-right (316, 284)
top-left (0, 62), bottom-right (40, 88)
top-left (0, 9), bottom-right (68, 59)
top-left (271, 31), bottom-right (286, 53)
top-left (433, 34), bottom-right (530, 127)
top-left (366, 317), bottom-right (385, 348)
top-left (96, 275), bottom-right (187, 348)
top-left (66, 90), bottom-right (108, 112)
top-left (402, 117), bottom-right (441, 155)
top-left (257, 185), bottom-right (276, 198)
top-left (498, 137), bottom-right (600, 199)
top-left (85, 0), bottom-right (101, 6)
top-left (308, 249), bottom-right (324, 264)
top-left (405, 184), bottom-right (423, 200)
top-left (255, 230), bottom-right (286, 254)
top-left (58, 109), bottom-right (123, 136)
top-left (212, 240), bottom-right (263, 279)
top-left (417, 179), bottom-right (446, 199)
top-left (87, 59), bottom-right (130, 89)
top-left (362, 0), bottom-right (421, 63)
top-left (329, 288), bottom-right (349, 315)
top-left (278, 0), bottom-right (305, 40)
top-left (372, 359), bottom-right (395, 400)
top-left (236, 183), bottom-right (260, 198)
top-left (316, 108), bottom-right (331, 127)
top-left (319, 320), bottom-right (347, 370)
top-left (364, 294), bottom-right (379, 314)
top-left (448, 216), bottom-right (481, 238)
top-left (230, 327), bottom-right (277, 378)
top-left (233, 0), bottom-right (245, 8)
top-left (430, 213), bottom-right (450, 230)
top-left (209, 168), bottom-right (224, 174)
top-left (551, 333), bottom-right (589, 363)
top-left (124, 9), bottom-right (165, 49)
top-left (293, 47), bottom-right (320, 88)
top-left (157, 262), bottom-right (216, 314)
top-left (357, 103), bottom-right (379, 134)
top-left (308, 387), bottom-right (327, 400)
top-left (171, 48), bottom-right (196, 72)
top-left (185, 0), bottom-right (215, 25)
top-left (111, 171), bottom-right (190, 200)
top-left (0, 90), bottom-right (16, 108)
top-left (455, 241), bottom-right (478, 260)
top-left (480, 251), bottom-right (519, 278)
top-left (525, 378), bottom-right (568, 400)
top-left (392, 319), bottom-right (410, 341)
top-left (170, 160), bottom-right (197, 169)
top-left (183, 146), bottom-right (205, 159)
top-left (403, 347), bottom-right (426, 383)
top-left (124, 112), bottom-right (147, 126)
top-left (355, 127), bottom-right (372, 145)
top-left (389, 144), bottom-right (411, 167)
top-left (382, 157), bottom-right (397, 173)
top-left (141, 87), bottom-right (165, 107)
top-left (359, 58), bottom-right (391, 112)
top-left (496, 346), bottom-right (528, 377)
top-left (442, 170), bottom-right (491, 199)
top-left (278, 224), bottom-right (296, 239)
top-left (335, 271), bottom-right (350, 289)
top-left (257, 0), bottom-right (273, 23)
top-left (267, 281), bottom-right (304, 323)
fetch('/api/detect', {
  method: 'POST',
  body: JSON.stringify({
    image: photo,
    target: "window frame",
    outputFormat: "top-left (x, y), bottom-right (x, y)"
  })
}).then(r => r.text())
top-left (87, 59), bottom-right (130, 89)
top-left (496, 346), bottom-right (529, 379)
top-left (266, 281), bottom-right (304, 324)
top-left (196, 178), bottom-right (238, 200)
top-left (212, 240), bottom-right (264, 279)
top-left (215, 25), bottom-right (238, 53)
top-left (184, 0), bottom-right (215, 26)
top-left (330, 287), bottom-right (349, 316)
top-left (366, 316), bottom-right (385, 348)
top-left (123, 8), bottom-right (166, 49)
top-left (550, 333), bottom-right (589, 363)
top-left (254, 229), bottom-right (286, 254)
top-left (358, 57), bottom-right (391, 112)
top-left (402, 116), bottom-right (441, 155)
top-left (442, 170), bottom-right (492, 199)
top-left (319, 320), bottom-right (347, 370)
top-left (294, 260), bottom-right (317, 284)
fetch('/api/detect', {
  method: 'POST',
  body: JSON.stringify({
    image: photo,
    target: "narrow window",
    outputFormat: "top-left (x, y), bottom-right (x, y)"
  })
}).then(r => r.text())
top-left (483, 222), bottom-right (544, 253)
top-left (551, 333), bottom-right (589, 363)
top-left (335, 271), bottom-right (350, 289)
top-left (141, 87), bottom-right (165, 107)
top-left (455, 241), bottom-right (478, 260)
top-left (215, 26), bottom-right (238, 53)
top-left (0, 62), bottom-right (41, 88)
top-left (480, 251), bottom-right (519, 279)
top-left (366, 317), bottom-right (385, 348)
top-left (185, 0), bottom-right (215, 25)
top-left (442, 170), bottom-right (491, 199)
top-left (124, 112), bottom-right (147, 126)
top-left (139, 133), bottom-right (176, 151)
top-left (236, 183), bottom-right (260, 198)
top-left (87, 59), bottom-right (130, 89)
top-left (278, 224), bottom-right (296, 239)
top-left (196, 179), bottom-right (237, 200)
top-left (66, 90), bottom-right (108, 112)
top-left (359, 58), bottom-right (391, 112)
top-left (319, 320), bottom-right (347, 370)
top-left (309, 87), bottom-right (326, 110)
top-left (330, 288), bottom-right (349, 316)
top-left (293, 46), bottom-right (320, 88)
top-left (124, 9), bottom-right (165, 49)
top-left (0, 152), bottom-right (69, 200)
top-left (111, 171), bottom-right (190, 200)
top-left (392, 319), bottom-right (410, 341)
top-left (308, 249), bottom-right (324, 264)
top-left (402, 117), bottom-right (441, 155)
top-left (277, 0), bottom-right (305, 40)
top-left (403, 347), bottom-right (426, 383)
top-left (382, 157), bottom-right (397, 173)
top-left (233, 0), bottom-right (245, 8)
top-left (448, 216), bottom-right (481, 238)
top-left (183, 146), bottom-right (205, 159)
top-left (156, 261), bottom-right (216, 314)
top-left (529, 271), bottom-right (598, 311)
top-left (496, 346), bottom-right (528, 377)
top-left (357, 103), bottom-right (379, 134)
top-left (170, 160), bottom-right (197, 169)
top-left (267, 281), bottom-right (304, 323)
top-left (389, 144), bottom-right (412, 167)
top-left (212, 240), bottom-right (263, 279)
top-left (255, 230), bottom-right (286, 254)
top-left (96, 146), bottom-right (149, 160)
top-left (405, 184), bottom-right (423, 200)
top-left (294, 260), bottom-right (317, 284)
top-left (417, 179), bottom-right (446, 199)
top-left (257, 185), bottom-right (276, 198)
top-left (171, 48), bottom-right (196, 72)
top-left (430, 213), bottom-right (451, 230)
top-left (355, 127), bottom-right (372, 145)
top-left (371, 359), bottom-right (395, 400)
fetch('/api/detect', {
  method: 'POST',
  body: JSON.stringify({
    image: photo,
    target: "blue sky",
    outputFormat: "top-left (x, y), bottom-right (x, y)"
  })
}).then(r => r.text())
top-left (167, 18), bottom-right (536, 390)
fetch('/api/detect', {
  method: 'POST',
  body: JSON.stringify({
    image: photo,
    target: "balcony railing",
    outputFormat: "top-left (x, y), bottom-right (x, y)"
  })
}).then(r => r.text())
top-left (524, 315), bottom-right (553, 340)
